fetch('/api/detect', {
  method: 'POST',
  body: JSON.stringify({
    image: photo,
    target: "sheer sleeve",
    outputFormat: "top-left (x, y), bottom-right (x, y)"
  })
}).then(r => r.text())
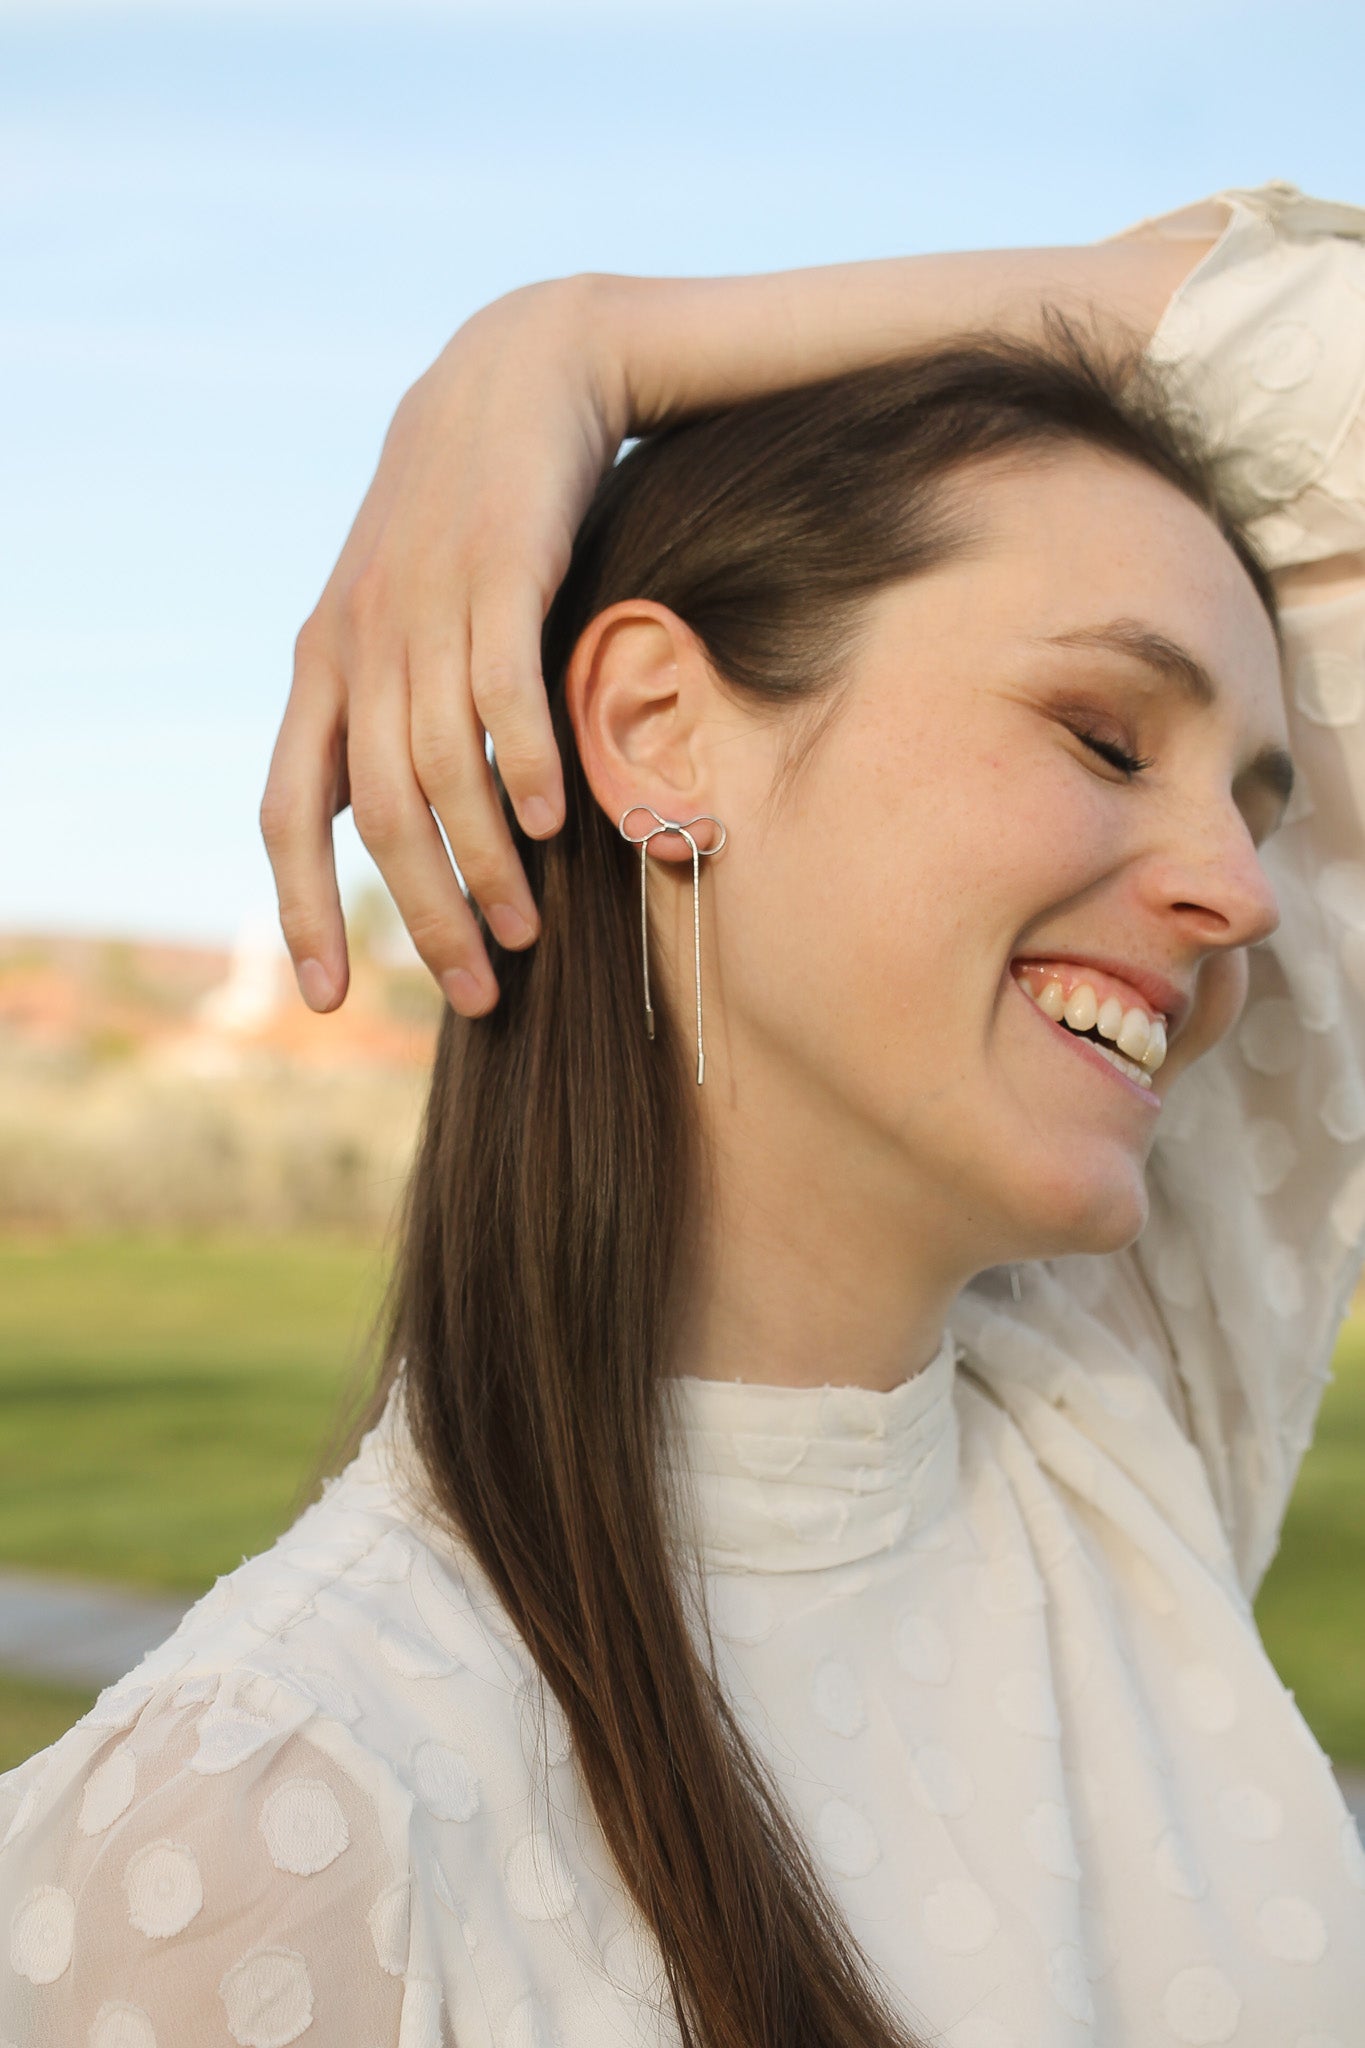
top-left (1091, 181), bottom-right (1365, 1602)
top-left (0, 1668), bottom-right (432, 2047)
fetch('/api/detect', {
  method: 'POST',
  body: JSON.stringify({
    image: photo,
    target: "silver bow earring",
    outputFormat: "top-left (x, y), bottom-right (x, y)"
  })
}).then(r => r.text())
top-left (617, 805), bottom-right (728, 1084)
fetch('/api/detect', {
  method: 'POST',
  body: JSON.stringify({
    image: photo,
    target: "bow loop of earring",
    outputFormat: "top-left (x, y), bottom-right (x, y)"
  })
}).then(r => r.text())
top-left (617, 805), bottom-right (728, 1084)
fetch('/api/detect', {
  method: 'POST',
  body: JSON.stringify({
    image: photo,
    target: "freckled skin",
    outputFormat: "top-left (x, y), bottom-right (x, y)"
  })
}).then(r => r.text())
top-left (570, 444), bottom-right (1288, 1390)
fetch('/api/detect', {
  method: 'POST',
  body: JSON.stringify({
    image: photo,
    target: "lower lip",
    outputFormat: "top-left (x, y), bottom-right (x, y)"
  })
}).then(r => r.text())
top-left (1009, 973), bottom-right (1162, 1110)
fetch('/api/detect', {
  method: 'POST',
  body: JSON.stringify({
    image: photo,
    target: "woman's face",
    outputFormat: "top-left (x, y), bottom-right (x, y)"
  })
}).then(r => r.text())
top-left (694, 444), bottom-right (1291, 1268)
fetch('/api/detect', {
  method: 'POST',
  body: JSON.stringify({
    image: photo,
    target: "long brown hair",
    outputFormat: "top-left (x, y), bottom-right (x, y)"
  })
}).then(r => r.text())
top-left (346, 316), bottom-right (1275, 2047)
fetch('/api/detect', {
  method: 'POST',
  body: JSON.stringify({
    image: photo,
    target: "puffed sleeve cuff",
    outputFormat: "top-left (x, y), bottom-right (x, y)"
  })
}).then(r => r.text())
top-left (1105, 180), bottom-right (1365, 538)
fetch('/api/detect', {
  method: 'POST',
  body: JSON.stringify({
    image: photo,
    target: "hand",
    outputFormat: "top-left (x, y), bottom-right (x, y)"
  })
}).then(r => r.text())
top-left (260, 275), bottom-right (630, 1015)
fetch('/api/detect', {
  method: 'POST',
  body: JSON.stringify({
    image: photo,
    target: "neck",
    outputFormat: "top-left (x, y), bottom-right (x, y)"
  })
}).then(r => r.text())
top-left (666, 1066), bottom-right (976, 1394)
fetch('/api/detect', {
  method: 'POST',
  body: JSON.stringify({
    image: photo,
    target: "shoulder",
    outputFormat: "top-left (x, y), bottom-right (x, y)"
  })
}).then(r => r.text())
top-left (99, 1427), bottom-right (550, 1822)
top-left (0, 1421), bottom-right (556, 2045)
top-left (93, 1388), bottom-right (546, 1783)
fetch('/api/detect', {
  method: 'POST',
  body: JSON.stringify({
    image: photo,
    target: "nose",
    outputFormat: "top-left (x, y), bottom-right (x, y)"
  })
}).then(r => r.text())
top-left (1153, 806), bottom-right (1283, 953)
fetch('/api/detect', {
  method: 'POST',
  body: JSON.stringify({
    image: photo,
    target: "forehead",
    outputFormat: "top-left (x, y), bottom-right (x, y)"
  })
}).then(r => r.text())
top-left (914, 444), bottom-right (1284, 721)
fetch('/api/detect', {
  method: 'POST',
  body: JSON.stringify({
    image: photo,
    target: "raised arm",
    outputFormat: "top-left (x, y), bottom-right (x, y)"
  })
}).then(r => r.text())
top-left (261, 233), bottom-right (1215, 1019)
top-left (611, 236), bottom-right (1209, 429)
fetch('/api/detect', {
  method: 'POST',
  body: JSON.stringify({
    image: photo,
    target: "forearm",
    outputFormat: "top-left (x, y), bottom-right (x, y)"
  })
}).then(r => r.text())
top-left (597, 232), bottom-right (1218, 433)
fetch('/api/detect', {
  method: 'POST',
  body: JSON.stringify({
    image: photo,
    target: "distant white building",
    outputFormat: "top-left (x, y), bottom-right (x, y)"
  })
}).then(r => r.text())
top-left (194, 913), bottom-right (288, 1035)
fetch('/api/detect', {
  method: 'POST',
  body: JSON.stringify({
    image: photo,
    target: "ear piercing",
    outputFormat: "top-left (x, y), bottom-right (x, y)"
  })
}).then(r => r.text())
top-left (617, 806), bottom-right (728, 1085)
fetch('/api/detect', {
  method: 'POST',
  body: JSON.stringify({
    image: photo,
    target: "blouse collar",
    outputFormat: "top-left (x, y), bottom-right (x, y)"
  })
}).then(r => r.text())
top-left (662, 1325), bottom-right (962, 1574)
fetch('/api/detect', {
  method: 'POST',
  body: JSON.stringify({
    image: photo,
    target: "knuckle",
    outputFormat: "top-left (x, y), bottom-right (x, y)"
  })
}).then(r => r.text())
top-left (258, 785), bottom-right (296, 852)
top-left (273, 892), bottom-right (323, 958)
top-left (410, 724), bottom-right (472, 799)
top-left (460, 532), bottom-right (502, 584)
top-left (448, 842), bottom-right (509, 905)
top-left (402, 903), bottom-right (473, 972)
top-left (400, 906), bottom-right (450, 958)
top-left (469, 656), bottom-right (523, 723)
top-left (487, 726), bottom-right (554, 790)
top-left (349, 775), bottom-right (405, 851)
top-left (450, 867), bottom-right (497, 912)
top-left (291, 610), bottom-right (325, 671)
top-left (341, 559), bottom-right (390, 637)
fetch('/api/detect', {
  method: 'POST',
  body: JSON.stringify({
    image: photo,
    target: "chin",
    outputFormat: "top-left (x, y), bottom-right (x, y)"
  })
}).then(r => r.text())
top-left (1069, 1190), bottom-right (1150, 1258)
top-left (1012, 1147), bottom-right (1151, 1260)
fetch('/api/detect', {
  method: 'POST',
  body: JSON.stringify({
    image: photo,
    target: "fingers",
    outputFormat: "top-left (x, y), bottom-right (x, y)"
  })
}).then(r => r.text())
top-left (347, 652), bottom-right (501, 1015)
top-left (409, 614), bottom-right (545, 957)
top-left (467, 576), bottom-right (565, 841)
top-left (259, 648), bottom-right (352, 1012)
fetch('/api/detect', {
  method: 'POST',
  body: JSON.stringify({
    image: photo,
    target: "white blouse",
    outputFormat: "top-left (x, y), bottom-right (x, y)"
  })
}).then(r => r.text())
top-left (4, 180), bottom-right (1365, 2048)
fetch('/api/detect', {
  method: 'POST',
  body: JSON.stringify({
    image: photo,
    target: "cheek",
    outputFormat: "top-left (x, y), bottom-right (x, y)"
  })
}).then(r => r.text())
top-left (741, 740), bottom-right (1079, 1015)
top-left (730, 785), bottom-right (1034, 1079)
top-left (723, 699), bottom-right (1113, 1061)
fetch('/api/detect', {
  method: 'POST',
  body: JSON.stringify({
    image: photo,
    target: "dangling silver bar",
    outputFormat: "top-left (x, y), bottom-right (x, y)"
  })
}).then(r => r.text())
top-left (636, 836), bottom-right (654, 1039)
top-left (684, 826), bottom-right (704, 1084)
top-left (617, 805), bottom-right (728, 1084)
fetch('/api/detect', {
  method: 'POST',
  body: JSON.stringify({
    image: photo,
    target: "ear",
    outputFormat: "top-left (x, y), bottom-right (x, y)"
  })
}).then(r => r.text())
top-left (566, 600), bottom-right (721, 866)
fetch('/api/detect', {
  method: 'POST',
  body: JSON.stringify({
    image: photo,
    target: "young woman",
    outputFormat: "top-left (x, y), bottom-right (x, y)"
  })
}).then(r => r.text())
top-left (3, 183), bottom-right (1364, 2048)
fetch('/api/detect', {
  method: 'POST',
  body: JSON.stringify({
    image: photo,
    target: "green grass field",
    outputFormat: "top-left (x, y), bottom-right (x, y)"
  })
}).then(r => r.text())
top-left (0, 1235), bottom-right (392, 1769)
top-left (0, 1236), bottom-right (1360, 1773)
top-left (0, 1670), bottom-right (102, 1772)
top-left (1252, 1313), bottom-right (1365, 1767)
top-left (0, 1236), bottom-right (390, 1593)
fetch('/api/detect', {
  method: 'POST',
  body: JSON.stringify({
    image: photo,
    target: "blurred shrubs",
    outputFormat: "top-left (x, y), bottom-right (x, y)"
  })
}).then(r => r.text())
top-left (0, 1052), bottom-right (425, 1236)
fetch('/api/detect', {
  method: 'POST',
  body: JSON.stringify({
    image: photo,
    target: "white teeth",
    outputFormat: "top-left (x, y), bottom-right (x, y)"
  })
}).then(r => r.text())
top-left (1063, 984), bottom-right (1099, 1033)
top-left (1142, 1019), bottom-right (1168, 1072)
top-left (1116, 1007), bottom-right (1152, 1063)
top-left (1018, 970), bottom-right (1167, 1081)
top-left (1087, 1037), bottom-right (1155, 1089)
top-left (1096, 995), bottom-right (1125, 1041)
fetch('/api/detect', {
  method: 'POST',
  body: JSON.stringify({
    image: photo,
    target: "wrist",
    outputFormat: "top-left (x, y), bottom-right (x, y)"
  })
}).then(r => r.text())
top-left (575, 270), bottom-right (672, 438)
top-left (564, 271), bottom-right (638, 446)
top-left (492, 270), bottom-right (639, 450)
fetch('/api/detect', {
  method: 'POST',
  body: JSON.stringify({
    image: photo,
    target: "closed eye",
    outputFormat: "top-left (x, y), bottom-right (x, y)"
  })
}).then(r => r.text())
top-left (1073, 727), bottom-right (1153, 779)
top-left (1072, 726), bottom-right (1274, 848)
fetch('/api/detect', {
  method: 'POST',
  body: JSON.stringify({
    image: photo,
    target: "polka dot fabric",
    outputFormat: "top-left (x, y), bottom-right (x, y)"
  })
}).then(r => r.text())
top-left (3, 179), bottom-right (1365, 2046)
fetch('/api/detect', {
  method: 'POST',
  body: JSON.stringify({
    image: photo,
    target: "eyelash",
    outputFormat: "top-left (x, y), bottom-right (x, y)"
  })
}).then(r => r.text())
top-left (1066, 720), bottom-right (1279, 848)
top-left (1072, 726), bottom-right (1153, 779)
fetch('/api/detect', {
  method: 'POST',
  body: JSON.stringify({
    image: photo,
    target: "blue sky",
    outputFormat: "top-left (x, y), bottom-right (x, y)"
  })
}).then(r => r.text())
top-left (4, 0), bottom-right (1363, 946)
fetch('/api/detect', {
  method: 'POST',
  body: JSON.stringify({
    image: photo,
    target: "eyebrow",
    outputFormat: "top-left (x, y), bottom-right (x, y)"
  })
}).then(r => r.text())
top-left (1040, 618), bottom-right (1297, 820)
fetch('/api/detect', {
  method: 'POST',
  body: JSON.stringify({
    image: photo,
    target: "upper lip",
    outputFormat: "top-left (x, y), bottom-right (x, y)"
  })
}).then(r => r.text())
top-left (1010, 951), bottom-right (1192, 1043)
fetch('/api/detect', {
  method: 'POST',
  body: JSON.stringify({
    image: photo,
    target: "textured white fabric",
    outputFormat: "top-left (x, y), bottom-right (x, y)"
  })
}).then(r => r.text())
top-left (4, 181), bottom-right (1365, 2047)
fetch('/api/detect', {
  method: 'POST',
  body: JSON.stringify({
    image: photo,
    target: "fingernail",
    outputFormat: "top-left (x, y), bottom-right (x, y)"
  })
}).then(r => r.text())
top-left (487, 902), bottom-right (536, 948)
top-left (297, 958), bottom-right (335, 1009)
top-left (442, 967), bottom-right (493, 1014)
top-left (522, 795), bottom-right (560, 837)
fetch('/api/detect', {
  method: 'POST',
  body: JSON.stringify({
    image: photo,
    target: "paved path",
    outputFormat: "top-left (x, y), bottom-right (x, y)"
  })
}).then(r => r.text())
top-left (0, 1567), bottom-right (190, 1691)
top-left (0, 1567), bottom-right (1362, 1836)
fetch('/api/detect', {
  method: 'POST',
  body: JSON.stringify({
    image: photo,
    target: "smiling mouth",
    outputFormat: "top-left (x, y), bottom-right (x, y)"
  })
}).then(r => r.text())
top-left (1010, 975), bottom-right (1162, 1107)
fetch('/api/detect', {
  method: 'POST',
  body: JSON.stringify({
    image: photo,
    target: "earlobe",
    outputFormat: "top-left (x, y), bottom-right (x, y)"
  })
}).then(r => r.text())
top-left (568, 601), bottom-right (732, 1086)
top-left (566, 599), bottom-right (714, 865)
